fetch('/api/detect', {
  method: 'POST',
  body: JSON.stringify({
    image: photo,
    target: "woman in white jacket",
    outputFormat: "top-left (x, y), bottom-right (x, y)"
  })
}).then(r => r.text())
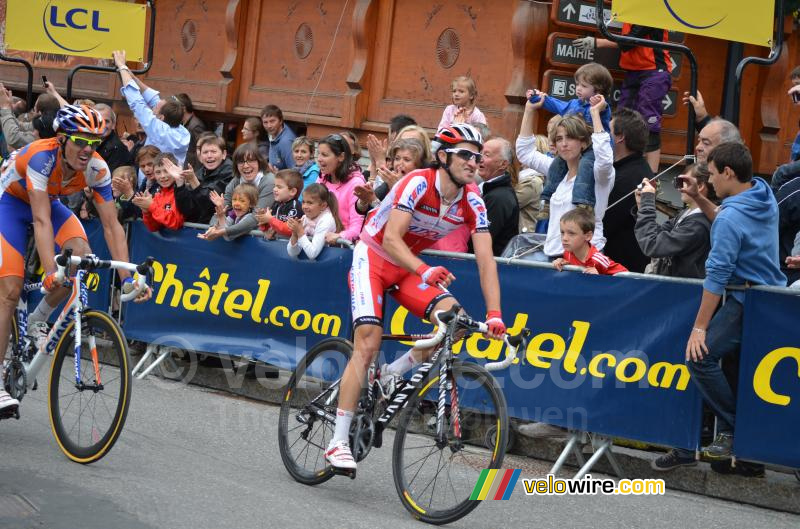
top-left (516, 93), bottom-right (615, 260)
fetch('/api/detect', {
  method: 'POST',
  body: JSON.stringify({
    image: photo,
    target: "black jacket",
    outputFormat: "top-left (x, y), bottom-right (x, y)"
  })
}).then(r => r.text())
top-left (174, 159), bottom-right (234, 223)
top-left (481, 172), bottom-right (519, 256)
top-left (634, 193), bottom-right (711, 279)
top-left (603, 154), bottom-right (652, 273)
top-left (774, 175), bottom-right (800, 284)
top-left (98, 131), bottom-right (133, 174)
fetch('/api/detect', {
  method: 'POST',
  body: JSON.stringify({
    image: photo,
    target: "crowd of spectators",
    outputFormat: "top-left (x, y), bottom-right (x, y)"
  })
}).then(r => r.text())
top-left (2, 44), bottom-right (799, 480)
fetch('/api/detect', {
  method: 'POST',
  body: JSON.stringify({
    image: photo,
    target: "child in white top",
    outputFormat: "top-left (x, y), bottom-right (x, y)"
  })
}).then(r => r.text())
top-left (287, 183), bottom-right (343, 260)
top-left (437, 75), bottom-right (487, 130)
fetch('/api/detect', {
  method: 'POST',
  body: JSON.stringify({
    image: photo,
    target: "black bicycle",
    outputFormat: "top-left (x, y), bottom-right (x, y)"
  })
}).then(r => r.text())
top-left (278, 305), bottom-right (529, 525)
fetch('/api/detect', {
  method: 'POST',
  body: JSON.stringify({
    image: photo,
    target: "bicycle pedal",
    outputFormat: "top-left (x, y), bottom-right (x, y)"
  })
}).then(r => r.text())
top-left (332, 467), bottom-right (357, 480)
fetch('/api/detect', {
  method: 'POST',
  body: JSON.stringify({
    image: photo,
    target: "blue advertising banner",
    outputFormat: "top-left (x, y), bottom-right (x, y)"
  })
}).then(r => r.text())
top-left (735, 289), bottom-right (800, 468)
top-left (383, 254), bottom-right (705, 451)
top-left (124, 222), bottom-right (353, 368)
top-left (123, 223), bottom-right (707, 451)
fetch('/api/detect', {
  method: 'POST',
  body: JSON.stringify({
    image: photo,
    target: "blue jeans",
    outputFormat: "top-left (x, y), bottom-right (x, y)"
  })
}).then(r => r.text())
top-left (540, 149), bottom-right (596, 207)
top-left (687, 298), bottom-right (744, 435)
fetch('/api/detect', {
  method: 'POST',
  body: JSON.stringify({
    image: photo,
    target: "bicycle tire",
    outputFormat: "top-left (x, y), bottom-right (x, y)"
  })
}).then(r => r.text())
top-left (48, 310), bottom-right (132, 464)
top-left (278, 337), bottom-right (353, 485)
top-left (392, 360), bottom-right (508, 525)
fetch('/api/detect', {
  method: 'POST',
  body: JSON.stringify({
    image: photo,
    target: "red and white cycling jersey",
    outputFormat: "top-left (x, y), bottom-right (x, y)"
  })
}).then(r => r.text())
top-left (361, 168), bottom-right (489, 264)
top-left (350, 168), bottom-right (489, 327)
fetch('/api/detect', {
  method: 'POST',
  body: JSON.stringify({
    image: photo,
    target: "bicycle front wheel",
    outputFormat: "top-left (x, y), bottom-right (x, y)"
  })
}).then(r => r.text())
top-left (392, 360), bottom-right (508, 525)
top-left (278, 337), bottom-right (353, 485)
top-left (48, 310), bottom-right (132, 464)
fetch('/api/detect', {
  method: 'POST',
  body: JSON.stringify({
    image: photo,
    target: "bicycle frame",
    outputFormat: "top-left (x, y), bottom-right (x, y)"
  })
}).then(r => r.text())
top-left (18, 269), bottom-right (91, 389)
top-left (306, 311), bottom-right (527, 450)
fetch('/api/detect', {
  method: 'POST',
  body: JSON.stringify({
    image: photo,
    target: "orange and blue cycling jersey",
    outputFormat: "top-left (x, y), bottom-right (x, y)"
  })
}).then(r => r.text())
top-left (0, 137), bottom-right (112, 203)
top-left (0, 138), bottom-right (112, 278)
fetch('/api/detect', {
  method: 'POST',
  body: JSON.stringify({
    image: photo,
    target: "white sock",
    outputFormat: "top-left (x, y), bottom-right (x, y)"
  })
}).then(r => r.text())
top-left (332, 408), bottom-right (354, 445)
top-left (29, 298), bottom-right (57, 323)
top-left (386, 350), bottom-right (418, 376)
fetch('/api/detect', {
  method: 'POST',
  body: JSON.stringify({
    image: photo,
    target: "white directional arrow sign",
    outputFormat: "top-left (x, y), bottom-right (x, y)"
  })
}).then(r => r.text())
top-left (662, 94), bottom-right (673, 111)
top-left (562, 2), bottom-right (576, 20)
top-left (670, 56), bottom-right (678, 71)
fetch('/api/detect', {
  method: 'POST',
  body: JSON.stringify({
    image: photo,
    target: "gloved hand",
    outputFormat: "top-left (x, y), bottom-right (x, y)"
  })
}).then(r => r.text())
top-left (42, 272), bottom-right (62, 292)
top-left (572, 36), bottom-right (595, 51)
top-left (416, 264), bottom-right (455, 288)
top-left (484, 310), bottom-right (506, 340)
top-left (121, 276), bottom-right (136, 295)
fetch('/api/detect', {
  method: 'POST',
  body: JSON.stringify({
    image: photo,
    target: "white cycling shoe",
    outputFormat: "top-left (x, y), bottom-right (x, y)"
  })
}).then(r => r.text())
top-left (325, 440), bottom-right (357, 470)
top-left (0, 389), bottom-right (19, 412)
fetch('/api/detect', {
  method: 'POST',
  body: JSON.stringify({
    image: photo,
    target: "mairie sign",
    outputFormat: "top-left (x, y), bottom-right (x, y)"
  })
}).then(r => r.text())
top-left (4, 0), bottom-right (147, 60)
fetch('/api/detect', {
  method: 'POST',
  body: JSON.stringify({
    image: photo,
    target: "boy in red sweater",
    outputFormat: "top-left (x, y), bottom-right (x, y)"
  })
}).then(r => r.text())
top-left (553, 208), bottom-right (627, 275)
top-left (133, 152), bottom-right (185, 232)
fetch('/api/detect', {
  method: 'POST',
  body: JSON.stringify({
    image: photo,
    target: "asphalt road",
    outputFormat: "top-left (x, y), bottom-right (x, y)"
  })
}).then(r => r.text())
top-left (0, 375), bottom-right (797, 529)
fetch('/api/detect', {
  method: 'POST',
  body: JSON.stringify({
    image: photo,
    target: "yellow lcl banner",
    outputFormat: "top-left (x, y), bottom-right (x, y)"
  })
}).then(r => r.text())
top-left (4, 0), bottom-right (147, 60)
top-left (611, 0), bottom-right (775, 47)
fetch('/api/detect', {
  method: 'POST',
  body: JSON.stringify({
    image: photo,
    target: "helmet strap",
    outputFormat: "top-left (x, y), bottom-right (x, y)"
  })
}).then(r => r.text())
top-left (58, 136), bottom-right (77, 174)
top-left (441, 152), bottom-right (467, 189)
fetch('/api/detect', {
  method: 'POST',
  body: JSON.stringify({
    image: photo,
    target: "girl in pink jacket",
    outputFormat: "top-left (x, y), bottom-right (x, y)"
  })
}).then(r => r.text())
top-left (316, 134), bottom-right (366, 243)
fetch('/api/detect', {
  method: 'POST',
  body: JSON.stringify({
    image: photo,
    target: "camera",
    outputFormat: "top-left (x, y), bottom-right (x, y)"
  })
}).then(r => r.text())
top-left (792, 91), bottom-right (800, 104)
top-left (674, 175), bottom-right (686, 189)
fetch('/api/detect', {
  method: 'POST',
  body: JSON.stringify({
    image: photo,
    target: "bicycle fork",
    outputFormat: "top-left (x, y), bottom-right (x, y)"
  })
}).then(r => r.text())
top-left (436, 359), bottom-right (462, 449)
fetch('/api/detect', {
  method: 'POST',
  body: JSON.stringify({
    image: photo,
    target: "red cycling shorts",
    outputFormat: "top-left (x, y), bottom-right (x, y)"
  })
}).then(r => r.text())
top-left (349, 241), bottom-right (451, 328)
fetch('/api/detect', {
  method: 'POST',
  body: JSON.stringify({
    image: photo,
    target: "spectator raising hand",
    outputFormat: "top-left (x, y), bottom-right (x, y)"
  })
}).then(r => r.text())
top-left (682, 90), bottom-right (708, 123)
top-left (366, 134), bottom-right (388, 180)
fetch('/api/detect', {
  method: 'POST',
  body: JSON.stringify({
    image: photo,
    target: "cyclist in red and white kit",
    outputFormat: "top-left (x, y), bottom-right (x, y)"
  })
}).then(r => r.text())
top-left (326, 124), bottom-right (507, 470)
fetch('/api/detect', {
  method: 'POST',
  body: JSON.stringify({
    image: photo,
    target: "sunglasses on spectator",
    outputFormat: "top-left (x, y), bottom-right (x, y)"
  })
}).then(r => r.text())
top-left (64, 134), bottom-right (103, 150)
top-left (444, 148), bottom-right (482, 163)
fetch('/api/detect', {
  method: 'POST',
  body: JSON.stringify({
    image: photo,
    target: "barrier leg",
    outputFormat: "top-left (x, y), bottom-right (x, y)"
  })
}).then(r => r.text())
top-left (135, 346), bottom-right (174, 380)
top-left (573, 435), bottom-right (624, 479)
top-left (132, 343), bottom-right (158, 377)
top-left (549, 431), bottom-right (587, 475)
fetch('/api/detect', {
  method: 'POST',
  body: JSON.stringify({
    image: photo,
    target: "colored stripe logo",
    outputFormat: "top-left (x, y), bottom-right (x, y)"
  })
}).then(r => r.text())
top-left (470, 469), bottom-right (521, 500)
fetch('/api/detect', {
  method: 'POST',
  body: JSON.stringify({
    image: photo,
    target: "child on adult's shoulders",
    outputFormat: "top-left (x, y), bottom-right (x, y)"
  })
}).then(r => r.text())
top-left (256, 169), bottom-right (303, 239)
top-left (530, 62), bottom-right (614, 215)
top-left (552, 208), bottom-right (627, 275)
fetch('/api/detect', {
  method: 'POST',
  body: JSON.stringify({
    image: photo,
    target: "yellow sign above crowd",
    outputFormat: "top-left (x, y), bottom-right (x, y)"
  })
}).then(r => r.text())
top-left (4, 0), bottom-right (147, 60)
top-left (612, 0), bottom-right (776, 47)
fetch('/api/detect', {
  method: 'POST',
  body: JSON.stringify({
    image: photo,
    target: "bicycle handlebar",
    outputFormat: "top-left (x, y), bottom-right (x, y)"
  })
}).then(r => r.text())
top-left (44, 249), bottom-right (155, 302)
top-left (422, 308), bottom-right (531, 371)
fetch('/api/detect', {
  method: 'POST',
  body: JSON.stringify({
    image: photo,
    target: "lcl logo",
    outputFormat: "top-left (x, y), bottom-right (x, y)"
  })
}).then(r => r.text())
top-left (42, 0), bottom-right (110, 53)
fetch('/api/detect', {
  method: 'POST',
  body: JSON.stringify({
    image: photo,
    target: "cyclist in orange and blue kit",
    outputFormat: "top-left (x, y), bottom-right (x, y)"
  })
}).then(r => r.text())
top-left (0, 105), bottom-right (149, 412)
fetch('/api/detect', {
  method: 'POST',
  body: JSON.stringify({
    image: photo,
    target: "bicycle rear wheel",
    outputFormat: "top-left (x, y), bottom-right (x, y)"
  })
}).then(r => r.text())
top-left (392, 360), bottom-right (508, 525)
top-left (278, 337), bottom-right (353, 485)
top-left (48, 310), bottom-right (131, 464)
